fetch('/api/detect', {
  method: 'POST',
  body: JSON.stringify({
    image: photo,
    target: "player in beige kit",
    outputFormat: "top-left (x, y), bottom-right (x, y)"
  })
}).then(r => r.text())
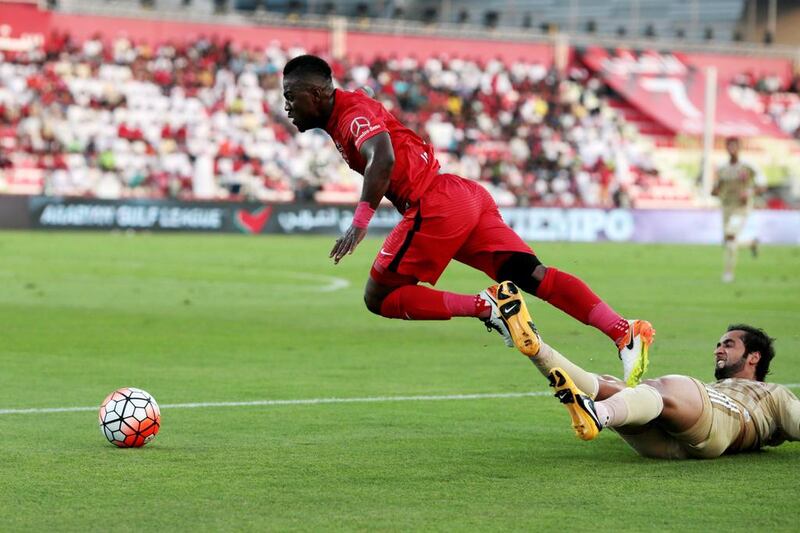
top-left (517, 314), bottom-right (799, 458)
top-left (711, 137), bottom-right (766, 283)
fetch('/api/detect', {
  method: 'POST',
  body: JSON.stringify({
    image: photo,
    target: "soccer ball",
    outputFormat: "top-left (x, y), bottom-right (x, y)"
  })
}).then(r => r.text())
top-left (98, 387), bottom-right (161, 447)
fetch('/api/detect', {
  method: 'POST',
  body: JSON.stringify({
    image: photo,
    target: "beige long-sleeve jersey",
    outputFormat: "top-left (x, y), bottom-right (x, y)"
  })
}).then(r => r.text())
top-left (708, 378), bottom-right (800, 453)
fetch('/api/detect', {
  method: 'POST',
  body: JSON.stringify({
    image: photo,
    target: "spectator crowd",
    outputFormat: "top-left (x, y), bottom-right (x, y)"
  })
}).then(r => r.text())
top-left (0, 31), bottom-right (671, 207)
top-left (730, 71), bottom-right (800, 139)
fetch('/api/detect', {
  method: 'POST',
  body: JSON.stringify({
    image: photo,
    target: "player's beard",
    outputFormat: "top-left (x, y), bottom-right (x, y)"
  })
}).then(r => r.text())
top-left (714, 355), bottom-right (748, 380)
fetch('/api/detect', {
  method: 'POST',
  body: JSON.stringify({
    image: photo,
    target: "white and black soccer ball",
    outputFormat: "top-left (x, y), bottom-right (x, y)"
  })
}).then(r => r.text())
top-left (98, 387), bottom-right (161, 448)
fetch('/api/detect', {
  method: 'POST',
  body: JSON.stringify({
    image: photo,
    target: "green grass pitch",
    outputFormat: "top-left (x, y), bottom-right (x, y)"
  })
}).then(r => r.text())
top-left (1, 231), bottom-right (798, 531)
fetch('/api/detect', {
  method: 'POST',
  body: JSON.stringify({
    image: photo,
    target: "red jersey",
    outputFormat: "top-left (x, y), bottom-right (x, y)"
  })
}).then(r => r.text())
top-left (324, 89), bottom-right (440, 210)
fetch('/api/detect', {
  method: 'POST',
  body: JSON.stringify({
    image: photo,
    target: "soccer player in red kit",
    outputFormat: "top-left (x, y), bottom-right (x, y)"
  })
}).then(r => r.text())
top-left (283, 55), bottom-right (654, 386)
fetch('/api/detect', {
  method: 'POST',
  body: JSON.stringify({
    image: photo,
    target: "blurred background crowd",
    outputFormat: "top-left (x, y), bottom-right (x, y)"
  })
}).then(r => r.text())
top-left (1, 29), bottom-right (798, 207)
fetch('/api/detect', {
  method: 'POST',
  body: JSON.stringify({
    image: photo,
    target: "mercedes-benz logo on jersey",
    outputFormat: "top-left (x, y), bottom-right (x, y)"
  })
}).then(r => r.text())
top-left (350, 116), bottom-right (371, 137)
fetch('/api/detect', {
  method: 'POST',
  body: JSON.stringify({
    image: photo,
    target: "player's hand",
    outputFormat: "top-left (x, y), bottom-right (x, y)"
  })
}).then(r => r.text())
top-left (330, 225), bottom-right (368, 264)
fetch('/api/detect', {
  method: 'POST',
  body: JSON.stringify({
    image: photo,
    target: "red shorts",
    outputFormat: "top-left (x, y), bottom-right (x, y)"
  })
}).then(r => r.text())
top-left (370, 173), bottom-right (532, 286)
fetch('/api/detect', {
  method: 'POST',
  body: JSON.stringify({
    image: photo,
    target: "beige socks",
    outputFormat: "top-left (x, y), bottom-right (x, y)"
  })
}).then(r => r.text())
top-left (594, 384), bottom-right (664, 427)
top-left (723, 240), bottom-right (737, 281)
top-left (530, 342), bottom-right (600, 399)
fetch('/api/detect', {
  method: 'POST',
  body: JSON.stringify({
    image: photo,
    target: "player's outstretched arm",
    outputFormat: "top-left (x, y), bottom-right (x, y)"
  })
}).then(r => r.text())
top-left (330, 132), bottom-right (394, 264)
top-left (774, 386), bottom-right (800, 441)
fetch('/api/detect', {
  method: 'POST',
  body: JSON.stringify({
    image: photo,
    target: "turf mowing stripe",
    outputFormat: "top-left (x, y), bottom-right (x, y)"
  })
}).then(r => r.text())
top-left (3, 384), bottom-right (799, 415)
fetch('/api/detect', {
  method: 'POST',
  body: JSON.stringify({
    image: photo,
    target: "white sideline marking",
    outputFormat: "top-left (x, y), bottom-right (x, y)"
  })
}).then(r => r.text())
top-left (2, 384), bottom-right (798, 416)
top-left (288, 272), bottom-right (350, 292)
top-left (0, 391), bottom-right (547, 415)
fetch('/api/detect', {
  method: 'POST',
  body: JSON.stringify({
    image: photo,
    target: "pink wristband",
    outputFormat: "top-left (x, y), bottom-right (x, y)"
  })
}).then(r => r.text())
top-left (352, 201), bottom-right (376, 229)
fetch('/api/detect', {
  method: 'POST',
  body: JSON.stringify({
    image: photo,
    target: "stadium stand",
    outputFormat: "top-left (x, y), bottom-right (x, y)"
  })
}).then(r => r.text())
top-left (67, 0), bottom-right (747, 41)
top-left (0, 31), bottom-right (670, 207)
top-left (729, 72), bottom-right (800, 139)
top-left (0, 1), bottom-right (797, 208)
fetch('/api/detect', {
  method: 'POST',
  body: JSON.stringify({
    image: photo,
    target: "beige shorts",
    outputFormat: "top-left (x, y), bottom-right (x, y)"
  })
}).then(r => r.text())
top-left (667, 378), bottom-right (744, 458)
top-left (615, 378), bottom-right (744, 459)
top-left (722, 208), bottom-right (750, 238)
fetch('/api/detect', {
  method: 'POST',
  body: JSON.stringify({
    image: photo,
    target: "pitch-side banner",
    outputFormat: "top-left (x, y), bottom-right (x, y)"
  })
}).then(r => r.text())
top-left (27, 197), bottom-right (403, 235)
top-left (25, 197), bottom-right (800, 244)
top-left (499, 208), bottom-right (800, 245)
top-left (0, 195), bottom-right (30, 229)
top-left (581, 47), bottom-right (786, 138)
top-left (28, 197), bottom-right (277, 234)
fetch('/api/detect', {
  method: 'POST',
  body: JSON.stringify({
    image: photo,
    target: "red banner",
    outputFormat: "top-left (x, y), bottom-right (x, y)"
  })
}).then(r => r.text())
top-left (679, 51), bottom-right (793, 86)
top-left (582, 47), bottom-right (787, 138)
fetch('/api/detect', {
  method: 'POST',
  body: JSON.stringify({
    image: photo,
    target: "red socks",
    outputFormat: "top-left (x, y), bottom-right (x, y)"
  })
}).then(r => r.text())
top-left (375, 267), bottom-right (627, 344)
top-left (379, 286), bottom-right (489, 320)
top-left (535, 267), bottom-right (626, 342)
top-left (588, 303), bottom-right (630, 344)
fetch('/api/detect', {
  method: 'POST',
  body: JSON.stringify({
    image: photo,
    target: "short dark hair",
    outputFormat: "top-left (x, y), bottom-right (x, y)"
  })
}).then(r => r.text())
top-left (283, 54), bottom-right (332, 81)
top-left (727, 324), bottom-right (775, 381)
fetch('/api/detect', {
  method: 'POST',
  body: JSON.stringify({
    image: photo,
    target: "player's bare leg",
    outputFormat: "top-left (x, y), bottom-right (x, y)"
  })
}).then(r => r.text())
top-left (596, 374), bottom-right (627, 400)
top-left (635, 375), bottom-right (705, 434)
top-left (721, 208), bottom-right (756, 283)
top-left (588, 374), bottom-right (705, 435)
top-left (552, 371), bottom-right (706, 443)
top-left (613, 424), bottom-right (690, 459)
top-left (609, 376), bottom-right (705, 459)
top-left (749, 237), bottom-right (759, 258)
top-left (723, 234), bottom-right (738, 283)
top-left (499, 302), bottom-right (697, 453)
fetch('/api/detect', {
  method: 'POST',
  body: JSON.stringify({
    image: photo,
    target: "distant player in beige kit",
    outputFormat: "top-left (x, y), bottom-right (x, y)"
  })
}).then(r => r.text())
top-left (503, 292), bottom-right (798, 457)
top-left (712, 136), bottom-right (766, 283)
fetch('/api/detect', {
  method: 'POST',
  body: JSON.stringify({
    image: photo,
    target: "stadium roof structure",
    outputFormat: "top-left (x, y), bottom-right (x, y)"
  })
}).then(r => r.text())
top-left (39, 0), bottom-right (800, 59)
